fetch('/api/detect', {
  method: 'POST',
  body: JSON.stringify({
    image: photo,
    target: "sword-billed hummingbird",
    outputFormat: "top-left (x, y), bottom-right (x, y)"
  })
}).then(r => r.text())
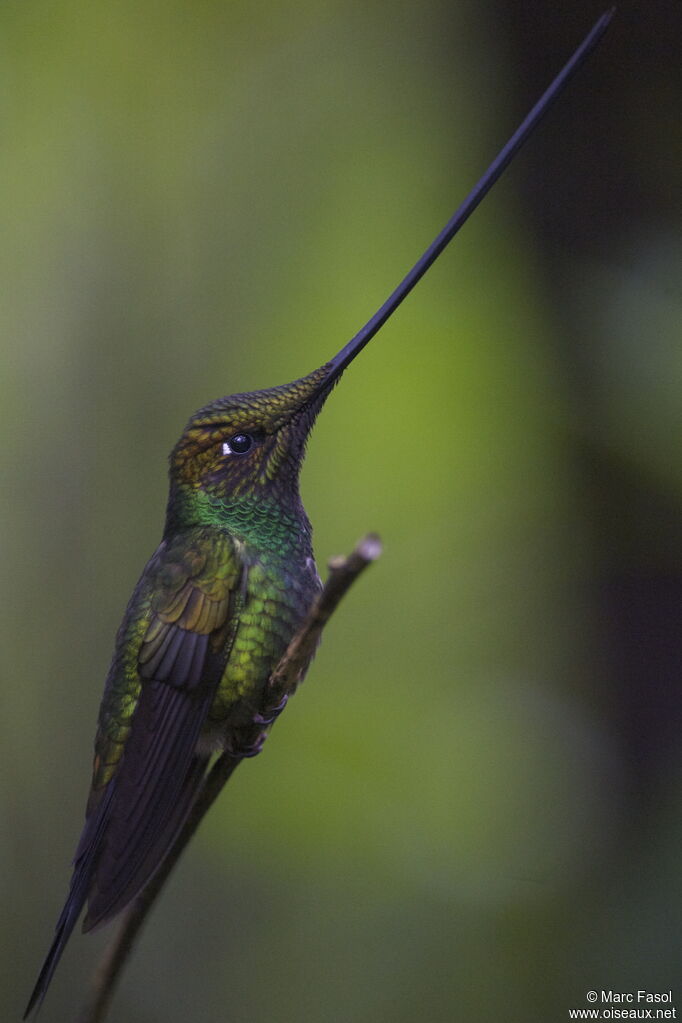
top-left (25, 10), bottom-right (613, 1016)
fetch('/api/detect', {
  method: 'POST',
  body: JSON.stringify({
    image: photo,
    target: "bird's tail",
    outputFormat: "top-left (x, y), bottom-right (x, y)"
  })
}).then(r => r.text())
top-left (23, 742), bottom-right (209, 1016)
top-left (23, 784), bottom-right (115, 1018)
top-left (23, 885), bottom-right (87, 1018)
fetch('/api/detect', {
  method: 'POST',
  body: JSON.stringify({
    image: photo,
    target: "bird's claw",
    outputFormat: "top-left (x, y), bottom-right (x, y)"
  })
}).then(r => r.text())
top-left (230, 728), bottom-right (268, 759)
top-left (230, 693), bottom-right (289, 759)
top-left (252, 692), bottom-right (289, 726)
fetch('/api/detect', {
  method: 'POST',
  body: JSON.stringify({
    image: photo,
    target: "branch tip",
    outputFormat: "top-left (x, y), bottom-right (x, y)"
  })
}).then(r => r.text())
top-left (356, 532), bottom-right (382, 562)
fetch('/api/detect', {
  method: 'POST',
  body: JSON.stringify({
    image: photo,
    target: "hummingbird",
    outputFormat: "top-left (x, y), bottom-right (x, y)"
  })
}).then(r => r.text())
top-left (24, 9), bottom-right (613, 1017)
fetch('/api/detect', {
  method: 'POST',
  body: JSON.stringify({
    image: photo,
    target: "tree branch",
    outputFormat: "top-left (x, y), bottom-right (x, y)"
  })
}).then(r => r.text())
top-left (78, 533), bottom-right (382, 1023)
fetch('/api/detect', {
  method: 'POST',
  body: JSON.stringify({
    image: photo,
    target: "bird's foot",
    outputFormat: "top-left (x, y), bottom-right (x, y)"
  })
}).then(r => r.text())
top-left (253, 692), bottom-right (289, 726)
top-left (227, 693), bottom-right (289, 759)
top-left (230, 728), bottom-right (268, 759)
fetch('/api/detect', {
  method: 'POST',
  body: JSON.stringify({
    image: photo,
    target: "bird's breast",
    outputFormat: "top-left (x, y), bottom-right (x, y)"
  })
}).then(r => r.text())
top-left (204, 542), bottom-right (321, 741)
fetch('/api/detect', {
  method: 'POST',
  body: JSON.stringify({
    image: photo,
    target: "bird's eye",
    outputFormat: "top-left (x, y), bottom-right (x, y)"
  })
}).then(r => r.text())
top-left (222, 433), bottom-right (253, 456)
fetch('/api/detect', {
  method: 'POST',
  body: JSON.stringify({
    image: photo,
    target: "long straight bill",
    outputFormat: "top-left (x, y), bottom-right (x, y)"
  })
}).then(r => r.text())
top-left (323, 7), bottom-right (615, 384)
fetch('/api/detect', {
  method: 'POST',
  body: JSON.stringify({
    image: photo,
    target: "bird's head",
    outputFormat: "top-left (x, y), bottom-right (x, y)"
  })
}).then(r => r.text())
top-left (169, 363), bottom-right (336, 516)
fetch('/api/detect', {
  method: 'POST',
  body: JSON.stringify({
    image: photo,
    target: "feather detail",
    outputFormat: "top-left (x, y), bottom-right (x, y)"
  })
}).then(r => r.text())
top-left (83, 683), bottom-right (212, 929)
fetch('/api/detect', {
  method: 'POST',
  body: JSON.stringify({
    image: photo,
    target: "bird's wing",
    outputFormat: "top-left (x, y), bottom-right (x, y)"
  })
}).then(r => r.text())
top-left (24, 530), bottom-right (244, 1017)
top-left (83, 529), bottom-right (244, 928)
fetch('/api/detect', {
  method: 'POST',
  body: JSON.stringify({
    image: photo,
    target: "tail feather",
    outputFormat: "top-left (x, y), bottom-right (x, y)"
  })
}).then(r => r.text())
top-left (25, 663), bottom-right (219, 1012)
top-left (24, 731), bottom-right (210, 1015)
top-left (23, 784), bottom-right (114, 1018)
top-left (24, 890), bottom-right (85, 1019)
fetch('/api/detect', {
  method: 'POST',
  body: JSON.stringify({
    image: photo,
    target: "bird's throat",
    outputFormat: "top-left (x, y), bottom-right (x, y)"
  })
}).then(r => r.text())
top-left (165, 483), bottom-right (313, 560)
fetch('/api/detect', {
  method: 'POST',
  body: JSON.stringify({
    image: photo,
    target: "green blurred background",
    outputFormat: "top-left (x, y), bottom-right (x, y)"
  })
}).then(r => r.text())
top-left (3, 1), bottom-right (681, 1020)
